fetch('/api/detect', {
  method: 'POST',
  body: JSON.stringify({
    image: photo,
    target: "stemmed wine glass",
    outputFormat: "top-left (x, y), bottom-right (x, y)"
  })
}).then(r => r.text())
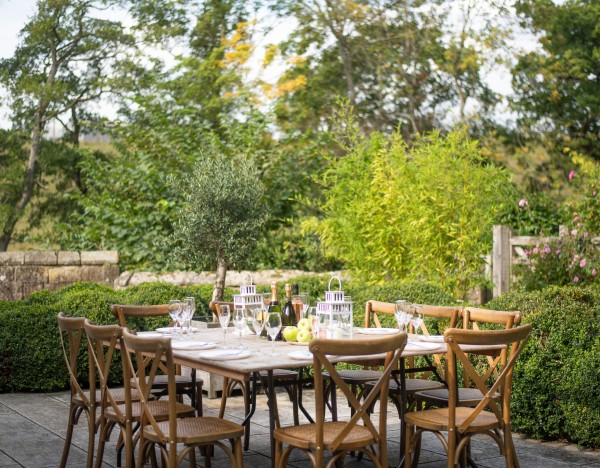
top-left (219, 305), bottom-right (231, 348)
top-left (411, 305), bottom-right (424, 334)
top-left (394, 300), bottom-right (410, 331)
top-left (168, 299), bottom-right (182, 337)
top-left (181, 296), bottom-right (196, 339)
top-left (265, 312), bottom-right (282, 356)
top-left (252, 305), bottom-right (266, 355)
top-left (233, 306), bottom-right (246, 349)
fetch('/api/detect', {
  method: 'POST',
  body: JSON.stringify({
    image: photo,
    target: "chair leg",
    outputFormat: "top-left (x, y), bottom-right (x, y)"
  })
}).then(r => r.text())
top-left (59, 403), bottom-right (77, 468)
top-left (447, 429), bottom-right (457, 468)
top-left (404, 423), bottom-right (413, 468)
top-left (234, 438), bottom-right (243, 468)
top-left (291, 384), bottom-right (299, 426)
top-left (94, 419), bottom-right (110, 468)
top-left (219, 377), bottom-right (230, 418)
top-left (243, 380), bottom-right (251, 451)
top-left (195, 381), bottom-right (203, 417)
top-left (86, 409), bottom-right (96, 468)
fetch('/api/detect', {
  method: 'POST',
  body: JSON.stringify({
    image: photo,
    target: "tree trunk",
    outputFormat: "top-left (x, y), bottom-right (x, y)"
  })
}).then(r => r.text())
top-left (212, 256), bottom-right (228, 301)
top-left (0, 107), bottom-right (45, 251)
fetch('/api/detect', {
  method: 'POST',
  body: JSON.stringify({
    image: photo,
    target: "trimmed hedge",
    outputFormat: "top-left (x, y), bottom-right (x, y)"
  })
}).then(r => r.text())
top-left (0, 282), bottom-right (216, 392)
top-left (487, 285), bottom-right (600, 448)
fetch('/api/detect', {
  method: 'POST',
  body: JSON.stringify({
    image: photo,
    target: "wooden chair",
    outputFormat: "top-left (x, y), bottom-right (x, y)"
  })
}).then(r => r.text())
top-left (274, 332), bottom-right (408, 468)
top-left (210, 300), bottom-right (299, 451)
top-left (84, 320), bottom-right (196, 468)
top-left (404, 324), bottom-right (532, 468)
top-left (331, 302), bottom-right (455, 419)
top-left (416, 307), bottom-right (521, 407)
top-left (57, 313), bottom-right (96, 468)
top-left (110, 304), bottom-right (203, 415)
top-left (122, 328), bottom-right (244, 468)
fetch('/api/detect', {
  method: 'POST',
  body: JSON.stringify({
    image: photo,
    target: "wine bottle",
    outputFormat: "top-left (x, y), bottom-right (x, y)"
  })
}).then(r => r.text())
top-left (267, 281), bottom-right (282, 340)
top-left (282, 283), bottom-right (298, 328)
top-left (291, 283), bottom-right (303, 322)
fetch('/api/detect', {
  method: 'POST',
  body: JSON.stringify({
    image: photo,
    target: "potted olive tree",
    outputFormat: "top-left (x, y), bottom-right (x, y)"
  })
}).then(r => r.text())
top-left (170, 153), bottom-right (268, 301)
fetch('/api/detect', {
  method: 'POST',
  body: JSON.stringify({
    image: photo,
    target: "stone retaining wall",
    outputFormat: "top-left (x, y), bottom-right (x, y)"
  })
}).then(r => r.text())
top-left (0, 251), bottom-right (119, 301)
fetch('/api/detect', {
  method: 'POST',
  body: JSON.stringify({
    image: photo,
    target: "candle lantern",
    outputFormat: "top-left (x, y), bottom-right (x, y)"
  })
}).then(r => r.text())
top-left (232, 273), bottom-right (263, 309)
top-left (315, 276), bottom-right (353, 339)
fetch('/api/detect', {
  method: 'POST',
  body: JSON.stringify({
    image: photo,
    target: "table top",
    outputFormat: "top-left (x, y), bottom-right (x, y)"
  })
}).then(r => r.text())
top-left (157, 327), bottom-right (504, 381)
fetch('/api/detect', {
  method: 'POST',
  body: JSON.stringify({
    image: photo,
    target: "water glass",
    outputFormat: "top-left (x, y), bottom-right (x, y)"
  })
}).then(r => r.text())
top-left (252, 306), bottom-right (267, 354)
top-left (299, 293), bottom-right (309, 317)
top-left (395, 300), bottom-right (409, 331)
top-left (168, 299), bottom-right (182, 336)
top-left (233, 307), bottom-right (246, 349)
top-left (411, 305), bottom-right (424, 334)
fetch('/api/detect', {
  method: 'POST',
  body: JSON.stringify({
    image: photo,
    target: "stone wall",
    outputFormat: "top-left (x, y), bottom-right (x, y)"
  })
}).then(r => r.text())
top-left (0, 251), bottom-right (119, 301)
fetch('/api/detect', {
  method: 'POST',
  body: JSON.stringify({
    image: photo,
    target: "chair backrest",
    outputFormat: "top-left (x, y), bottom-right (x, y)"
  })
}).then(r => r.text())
top-left (110, 304), bottom-right (170, 329)
top-left (122, 328), bottom-right (177, 443)
top-left (364, 300), bottom-right (395, 328)
top-left (463, 307), bottom-right (521, 330)
top-left (57, 312), bottom-right (91, 406)
top-left (309, 333), bottom-right (408, 467)
top-left (83, 320), bottom-right (127, 421)
top-left (444, 324), bottom-right (532, 435)
top-left (209, 301), bottom-right (234, 319)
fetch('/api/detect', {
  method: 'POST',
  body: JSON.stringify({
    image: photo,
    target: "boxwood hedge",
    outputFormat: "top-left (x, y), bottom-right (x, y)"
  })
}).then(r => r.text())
top-left (486, 284), bottom-right (600, 448)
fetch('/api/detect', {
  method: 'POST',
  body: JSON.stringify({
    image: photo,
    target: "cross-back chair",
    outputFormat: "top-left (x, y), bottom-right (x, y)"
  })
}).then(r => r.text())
top-left (84, 320), bottom-right (196, 468)
top-left (57, 312), bottom-right (96, 468)
top-left (274, 332), bottom-right (408, 468)
top-left (122, 328), bottom-right (244, 468)
top-left (404, 324), bottom-right (532, 468)
top-left (110, 304), bottom-right (203, 414)
top-left (210, 300), bottom-right (299, 451)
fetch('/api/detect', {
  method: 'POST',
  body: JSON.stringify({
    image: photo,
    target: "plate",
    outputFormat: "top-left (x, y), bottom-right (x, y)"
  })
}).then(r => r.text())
top-left (156, 327), bottom-right (199, 334)
top-left (356, 327), bottom-right (400, 335)
top-left (197, 349), bottom-right (251, 361)
top-left (171, 341), bottom-right (217, 351)
top-left (409, 333), bottom-right (444, 343)
top-left (405, 342), bottom-right (441, 351)
top-left (287, 341), bottom-right (310, 346)
top-left (138, 331), bottom-right (163, 338)
top-left (288, 350), bottom-right (313, 360)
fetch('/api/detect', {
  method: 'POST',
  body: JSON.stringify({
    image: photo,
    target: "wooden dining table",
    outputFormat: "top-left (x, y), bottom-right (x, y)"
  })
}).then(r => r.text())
top-left (146, 327), bottom-right (504, 468)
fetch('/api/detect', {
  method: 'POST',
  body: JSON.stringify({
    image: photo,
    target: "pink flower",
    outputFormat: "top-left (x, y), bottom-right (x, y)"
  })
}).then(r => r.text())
top-left (555, 249), bottom-right (561, 255)
top-left (573, 276), bottom-right (579, 283)
top-left (592, 269), bottom-right (597, 276)
top-left (574, 254), bottom-right (579, 261)
top-left (584, 231), bottom-right (589, 238)
top-left (544, 245), bottom-right (551, 254)
top-left (569, 170), bottom-right (576, 180)
top-left (593, 191), bottom-right (597, 196)
top-left (532, 247), bottom-right (539, 254)
top-left (518, 199), bottom-right (529, 208)
top-left (574, 216), bottom-right (580, 222)
top-left (580, 259), bottom-right (587, 267)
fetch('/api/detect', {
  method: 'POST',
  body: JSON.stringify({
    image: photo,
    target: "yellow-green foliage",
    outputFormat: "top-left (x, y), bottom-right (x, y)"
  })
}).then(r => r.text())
top-left (315, 112), bottom-right (513, 298)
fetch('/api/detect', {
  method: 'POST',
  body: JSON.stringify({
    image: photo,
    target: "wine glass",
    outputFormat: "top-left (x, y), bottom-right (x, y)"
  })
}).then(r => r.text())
top-left (233, 306), bottom-right (246, 349)
top-left (265, 312), bottom-right (282, 356)
top-left (218, 304), bottom-right (231, 348)
top-left (181, 297), bottom-right (196, 338)
top-left (252, 305), bottom-right (266, 354)
top-left (299, 293), bottom-right (309, 318)
top-left (411, 305), bottom-right (424, 334)
top-left (394, 300), bottom-right (408, 331)
top-left (168, 299), bottom-right (182, 337)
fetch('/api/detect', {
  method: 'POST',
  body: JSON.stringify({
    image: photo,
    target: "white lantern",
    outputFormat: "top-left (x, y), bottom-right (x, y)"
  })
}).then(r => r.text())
top-left (232, 273), bottom-right (263, 309)
top-left (316, 276), bottom-right (353, 339)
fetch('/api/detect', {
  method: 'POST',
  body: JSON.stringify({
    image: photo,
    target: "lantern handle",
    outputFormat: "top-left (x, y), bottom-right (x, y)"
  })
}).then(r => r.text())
top-left (328, 275), bottom-right (342, 292)
top-left (243, 272), bottom-right (254, 286)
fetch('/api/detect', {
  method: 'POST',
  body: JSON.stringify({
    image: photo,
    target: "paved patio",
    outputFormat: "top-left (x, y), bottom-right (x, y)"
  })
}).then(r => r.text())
top-left (0, 389), bottom-right (599, 467)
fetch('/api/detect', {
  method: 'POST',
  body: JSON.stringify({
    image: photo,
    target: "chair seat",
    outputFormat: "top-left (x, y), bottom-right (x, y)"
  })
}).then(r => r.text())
top-left (405, 407), bottom-right (499, 433)
top-left (144, 416), bottom-right (244, 444)
top-left (323, 369), bottom-right (385, 384)
top-left (74, 389), bottom-right (144, 406)
top-left (367, 378), bottom-right (445, 394)
top-left (258, 369), bottom-right (299, 381)
top-left (105, 400), bottom-right (195, 422)
top-left (274, 421), bottom-right (375, 451)
top-left (147, 374), bottom-right (196, 387)
top-left (416, 387), bottom-right (500, 407)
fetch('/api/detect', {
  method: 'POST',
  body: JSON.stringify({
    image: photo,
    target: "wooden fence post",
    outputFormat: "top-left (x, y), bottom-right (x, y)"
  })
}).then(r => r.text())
top-left (493, 225), bottom-right (512, 297)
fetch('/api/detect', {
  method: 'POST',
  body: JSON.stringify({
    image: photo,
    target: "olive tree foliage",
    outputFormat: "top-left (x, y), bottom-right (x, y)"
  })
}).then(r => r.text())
top-left (311, 105), bottom-right (513, 298)
top-left (169, 153), bottom-right (269, 301)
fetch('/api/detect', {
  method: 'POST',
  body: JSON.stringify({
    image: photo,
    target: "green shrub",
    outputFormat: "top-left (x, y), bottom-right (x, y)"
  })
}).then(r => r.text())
top-left (487, 285), bottom-right (600, 447)
top-left (0, 281), bottom-right (217, 393)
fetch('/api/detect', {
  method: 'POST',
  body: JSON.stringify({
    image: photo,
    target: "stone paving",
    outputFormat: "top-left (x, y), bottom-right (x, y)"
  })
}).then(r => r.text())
top-left (0, 389), bottom-right (599, 467)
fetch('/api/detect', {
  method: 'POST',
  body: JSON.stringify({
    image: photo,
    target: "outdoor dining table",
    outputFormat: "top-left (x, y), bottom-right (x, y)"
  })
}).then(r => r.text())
top-left (144, 327), bottom-right (505, 468)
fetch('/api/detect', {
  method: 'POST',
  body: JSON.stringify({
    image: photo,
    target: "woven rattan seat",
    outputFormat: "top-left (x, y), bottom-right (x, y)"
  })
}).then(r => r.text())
top-left (325, 369), bottom-right (385, 382)
top-left (276, 421), bottom-right (375, 450)
top-left (122, 329), bottom-right (244, 467)
top-left (275, 333), bottom-right (408, 468)
top-left (144, 416), bottom-right (244, 444)
top-left (104, 400), bottom-right (195, 421)
top-left (73, 389), bottom-right (144, 407)
top-left (416, 387), bottom-right (500, 407)
top-left (404, 325), bottom-right (532, 468)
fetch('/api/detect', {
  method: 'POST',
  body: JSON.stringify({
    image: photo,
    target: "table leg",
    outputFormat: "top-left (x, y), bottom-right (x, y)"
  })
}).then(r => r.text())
top-left (241, 372), bottom-right (258, 426)
top-left (266, 369), bottom-right (280, 468)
